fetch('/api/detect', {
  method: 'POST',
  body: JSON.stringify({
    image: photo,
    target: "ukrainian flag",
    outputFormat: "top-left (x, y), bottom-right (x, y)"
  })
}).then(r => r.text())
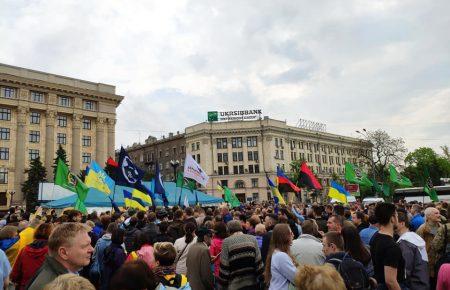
top-left (328, 181), bottom-right (350, 204)
top-left (267, 176), bottom-right (286, 205)
top-left (123, 189), bottom-right (152, 210)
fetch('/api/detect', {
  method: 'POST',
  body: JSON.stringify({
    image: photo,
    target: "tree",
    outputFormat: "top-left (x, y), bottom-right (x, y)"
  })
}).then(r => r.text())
top-left (442, 145), bottom-right (450, 161)
top-left (404, 147), bottom-right (450, 186)
top-left (357, 129), bottom-right (407, 182)
top-left (53, 145), bottom-right (68, 178)
top-left (21, 156), bottom-right (47, 211)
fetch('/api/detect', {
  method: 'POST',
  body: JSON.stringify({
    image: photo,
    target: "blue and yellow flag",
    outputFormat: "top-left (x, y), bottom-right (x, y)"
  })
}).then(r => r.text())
top-left (123, 188), bottom-right (152, 210)
top-left (85, 161), bottom-right (115, 195)
top-left (328, 180), bottom-right (350, 204)
top-left (267, 176), bottom-right (286, 205)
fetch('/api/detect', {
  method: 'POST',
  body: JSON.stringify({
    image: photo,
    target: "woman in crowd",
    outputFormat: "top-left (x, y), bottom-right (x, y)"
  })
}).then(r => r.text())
top-left (174, 222), bottom-right (197, 275)
top-left (295, 264), bottom-right (346, 290)
top-left (11, 223), bottom-right (53, 290)
top-left (101, 227), bottom-right (126, 290)
top-left (341, 226), bottom-right (373, 275)
top-left (126, 231), bottom-right (156, 269)
top-left (154, 242), bottom-right (191, 289)
top-left (264, 223), bottom-right (298, 290)
top-left (43, 273), bottom-right (96, 290)
top-left (210, 221), bottom-right (228, 280)
top-left (110, 260), bottom-right (159, 290)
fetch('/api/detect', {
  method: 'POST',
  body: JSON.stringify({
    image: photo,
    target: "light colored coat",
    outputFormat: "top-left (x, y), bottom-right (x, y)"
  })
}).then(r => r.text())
top-left (291, 234), bottom-right (325, 266)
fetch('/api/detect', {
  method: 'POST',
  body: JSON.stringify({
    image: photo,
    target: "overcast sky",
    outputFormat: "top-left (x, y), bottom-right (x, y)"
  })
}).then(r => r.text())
top-left (1, 0), bottom-right (449, 154)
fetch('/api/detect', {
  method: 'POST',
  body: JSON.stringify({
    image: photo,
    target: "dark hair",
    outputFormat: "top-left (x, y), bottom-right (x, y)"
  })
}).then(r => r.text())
top-left (100, 215), bottom-right (111, 230)
top-left (136, 231), bottom-right (153, 248)
top-left (324, 231), bottom-right (344, 250)
top-left (174, 209), bottom-right (183, 220)
top-left (334, 205), bottom-right (345, 216)
top-left (341, 226), bottom-right (371, 265)
top-left (158, 221), bottom-right (169, 234)
top-left (129, 216), bottom-right (138, 227)
top-left (136, 210), bottom-right (146, 220)
top-left (331, 215), bottom-right (344, 227)
top-left (147, 212), bottom-right (157, 223)
top-left (154, 242), bottom-right (177, 266)
top-left (375, 203), bottom-right (396, 226)
top-left (397, 211), bottom-right (410, 228)
top-left (312, 205), bottom-right (322, 217)
top-left (368, 214), bottom-right (378, 225)
top-left (355, 211), bottom-right (365, 220)
top-left (106, 222), bottom-right (118, 234)
top-left (110, 260), bottom-right (158, 290)
top-left (111, 228), bottom-right (125, 245)
top-left (213, 222), bottom-right (229, 239)
top-left (185, 207), bottom-right (194, 217)
top-left (302, 220), bottom-right (318, 236)
top-left (34, 223), bottom-right (54, 240)
top-left (184, 222), bottom-right (196, 244)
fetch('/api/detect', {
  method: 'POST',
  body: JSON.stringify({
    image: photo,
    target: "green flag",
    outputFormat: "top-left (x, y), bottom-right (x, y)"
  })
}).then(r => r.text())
top-left (424, 176), bottom-right (439, 202)
top-left (345, 162), bottom-right (373, 187)
top-left (389, 165), bottom-right (413, 187)
top-left (176, 172), bottom-right (184, 188)
top-left (54, 158), bottom-right (88, 213)
top-left (382, 182), bottom-right (391, 197)
top-left (223, 186), bottom-right (241, 208)
top-left (370, 178), bottom-right (382, 194)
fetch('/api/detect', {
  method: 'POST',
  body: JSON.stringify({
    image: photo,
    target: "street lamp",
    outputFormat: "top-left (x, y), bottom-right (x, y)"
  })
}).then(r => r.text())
top-left (8, 190), bottom-right (15, 207)
top-left (170, 160), bottom-right (180, 181)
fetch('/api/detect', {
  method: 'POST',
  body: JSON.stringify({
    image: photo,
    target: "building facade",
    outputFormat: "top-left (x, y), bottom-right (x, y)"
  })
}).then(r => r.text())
top-left (0, 63), bottom-right (123, 207)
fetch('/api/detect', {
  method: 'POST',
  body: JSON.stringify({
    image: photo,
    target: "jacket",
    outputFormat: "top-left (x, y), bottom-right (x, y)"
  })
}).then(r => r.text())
top-left (90, 233), bottom-right (112, 281)
top-left (18, 227), bottom-right (36, 250)
top-left (397, 233), bottom-right (430, 290)
top-left (417, 221), bottom-right (441, 277)
top-left (325, 251), bottom-right (347, 270)
top-left (0, 237), bottom-right (20, 267)
top-left (124, 227), bottom-right (141, 253)
top-left (186, 242), bottom-right (214, 290)
top-left (156, 274), bottom-right (191, 290)
top-left (142, 222), bottom-right (160, 244)
top-left (26, 255), bottom-right (69, 290)
top-left (11, 240), bottom-right (48, 290)
top-left (431, 223), bottom-right (450, 266)
top-left (291, 234), bottom-right (326, 266)
top-left (210, 237), bottom-right (224, 277)
top-left (101, 243), bottom-right (126, 290)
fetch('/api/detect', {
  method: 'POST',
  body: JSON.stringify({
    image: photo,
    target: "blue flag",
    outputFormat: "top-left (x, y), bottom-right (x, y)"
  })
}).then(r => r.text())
top-left (154, 162), bottom-right (169, 207)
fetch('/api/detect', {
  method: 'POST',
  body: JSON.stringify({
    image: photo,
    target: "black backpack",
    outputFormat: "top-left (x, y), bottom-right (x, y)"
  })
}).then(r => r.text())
top-left (329, 253), bottom-right (370, 290)
top-left (435, 224), bottom-right (450, 275)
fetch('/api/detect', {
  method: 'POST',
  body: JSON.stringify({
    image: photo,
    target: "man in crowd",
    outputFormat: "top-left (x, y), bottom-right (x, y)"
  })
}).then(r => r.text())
top-left (291, 220), bottom-right (325, 265)
top-left (327, 215), bottom-right (344, 233)
top-left (352, 211), bottom-right (369, 233)
top-left (167, 209), bottom-right (185, 241)
top-left (28, 223), bottom-right (94, 290)
top-left (186, 227), bottom-right (214, 290)
top-left (322, 231), bottom-right (346, 270)
top-left (261, 213), bottom-right (278, 263)
top-left (409, 204), bottom-right (424, 232)
top-left (312, 205), bottom-right (328, 233)
top-left (360, 214), bottom-right (379, 246)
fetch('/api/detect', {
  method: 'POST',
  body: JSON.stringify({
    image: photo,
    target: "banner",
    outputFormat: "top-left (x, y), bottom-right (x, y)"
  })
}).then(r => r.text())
top-left (183, 154), bottom-right (209, 187)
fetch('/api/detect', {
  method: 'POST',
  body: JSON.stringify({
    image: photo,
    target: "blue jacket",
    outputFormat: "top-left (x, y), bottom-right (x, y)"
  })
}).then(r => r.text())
top-left (90, 234), bottom-right (112, 281)
top-left (410, 214), bottom-right (425, 232)
top-left (360, 225), bottom-right (378, 246)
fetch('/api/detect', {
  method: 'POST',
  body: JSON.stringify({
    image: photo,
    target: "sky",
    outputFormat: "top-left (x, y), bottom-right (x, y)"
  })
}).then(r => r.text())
top-left (0, 0), bottom-right (449, 155)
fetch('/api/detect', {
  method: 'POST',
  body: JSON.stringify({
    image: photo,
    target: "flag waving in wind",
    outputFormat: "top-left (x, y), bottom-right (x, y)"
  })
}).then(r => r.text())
top-left (345, 162), bottom-right (373, 187)
top-left (328, 181), bottom-right (350, 204)
top-left (85, 161), bottom-right (115, 195)
top-left (389, 165), bottom-right (413, 187)
top-left (154, 162), bottom-right (169, 206)
top-left (424, 169), bottom-right (439, 202)
top-left (277, 166), bottom-right (301, 192)
top-left (184, 154), bottom-right (209, 187)
top-left (299, 162), bottom-right (322, 190)
top-left (267, 176), bottom-right (286, 205)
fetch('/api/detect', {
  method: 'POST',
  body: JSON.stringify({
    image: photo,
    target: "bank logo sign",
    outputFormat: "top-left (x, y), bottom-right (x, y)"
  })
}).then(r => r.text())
top-left (207, 110), bottom-right (262, 122)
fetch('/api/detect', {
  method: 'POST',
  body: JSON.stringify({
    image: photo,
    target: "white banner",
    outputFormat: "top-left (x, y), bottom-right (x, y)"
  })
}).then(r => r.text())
top-left (183, 154), bottom-right (209, 187)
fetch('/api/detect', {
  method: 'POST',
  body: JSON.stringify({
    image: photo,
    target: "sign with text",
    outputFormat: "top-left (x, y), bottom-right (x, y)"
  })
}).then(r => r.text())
top-left (207, 109), bottom-right (262, 122)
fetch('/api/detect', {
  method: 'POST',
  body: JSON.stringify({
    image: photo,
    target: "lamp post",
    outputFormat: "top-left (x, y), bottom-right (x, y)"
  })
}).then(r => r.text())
top-left (355, 129), bottom-right (377, 197)
top-left (170, 160), bottom-right (180, 181)
top-left (8, 190), bottom-right (15, 207)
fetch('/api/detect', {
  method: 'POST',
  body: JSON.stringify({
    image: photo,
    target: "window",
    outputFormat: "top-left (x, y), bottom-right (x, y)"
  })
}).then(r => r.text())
top-left (30, 91), bottom-right (45, 103)
top-left (29, 130), bottom-right (40, 143)
top-left (1, 87), bottom-right (16, 99)
top-left (196, 154), bottom-right (201, 163)
top-left (218, 166), bottom-right (223, 175)
top-left (83, 119), bottom-right (91, 130)
top-left (0, 128), bottom-right (10, 140)
top-left (233, 165), bottom-right (244, 174)
top-left (249, 164), bottom-right (260, 173)
top-left (216, 138), bottom-right (227, 149)
top-left (196, 142), bottom-right (200, 150)
top-left (252, 192), bottom-right (259, 201)
top-left (159, 150), bottom-right (162, 158)
top-left (0, 148), bottom-right (8, 160)
top-left (0, 168), bottom-right (8, 184)
top-left (191, 143), bottom-right (195, 151)
top-left (57, 115), bottom-right (67, 127)
top-left (82, 153), bottom-right (91, 163)
top-left (280, 138), bottom-right (283, 148)
top-left (307, 154), bottom-right (312, 162)
top-left (322, 155), bottom-right (327, 163)
top-left (0, 108), bottom-right (11, 121)
top-left (173, 147), bottom-right (177, 155)
top-left (29, 149), bottom-right (39, 160)
top-left (231, 137), bottom-right (242, 148)
top-left (251, 178), bottom-right (258, 188)
top-left (30, 112), bottom-right (40, 124)
top-left (59, 96), bottom-right (71, 107)
top-left (247, 136), bottom-right (257, 147)
top-left (57, 133), bottom-right (66, 144)
top-left (275, 138), bottom-right (279, 147)
top-left (218, 166), bottom-right (229, 175)
top-left (291, 140), bottom-right (296, 150)
top-left (83, 100), bottom-right (96, 111)
top-left (300, 142), bottom-right (304, 149)
top-left (280, 150), bottom-right (284, 160)
top-left (235, 180), bottom-right (245, 189)
top-left (248, 151), bottom-right (258, 161)
top-left (232, 152), bottom-right (243, 162)
top-left (275, 150), bottom-right (279, 159)
top-left (82, 136), bottom-right (91, 147)
top-left (221, 180), bottom-right (228, 187)
top-left (181, 146), bottom-right (185, 153)
top-left (329, 156), bottom-right (334, 165)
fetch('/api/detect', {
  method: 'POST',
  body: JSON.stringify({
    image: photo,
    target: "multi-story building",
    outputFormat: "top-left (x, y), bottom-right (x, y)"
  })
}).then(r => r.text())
top-left (0, 63), bottom-right (123, 208)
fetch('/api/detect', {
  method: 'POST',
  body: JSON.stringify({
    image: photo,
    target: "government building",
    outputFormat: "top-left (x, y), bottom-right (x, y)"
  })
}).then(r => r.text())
top-left (126, 116), bottom-right (371, 203)
top-left (0, 63), bottom-right (123, 208)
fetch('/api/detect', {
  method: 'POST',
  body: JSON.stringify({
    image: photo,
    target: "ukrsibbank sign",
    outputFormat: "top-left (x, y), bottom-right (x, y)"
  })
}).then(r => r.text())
top-left (208, 110), bottom-right (262, 122)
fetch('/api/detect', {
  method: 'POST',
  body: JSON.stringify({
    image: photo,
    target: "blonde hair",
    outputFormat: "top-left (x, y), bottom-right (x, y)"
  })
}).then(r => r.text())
top-left (43, 273), bottom-right (95, 290)
top-left (295, 264), bottom-right (346, 290)
top-left (48, 223), bottom-right (90, 256)
top-left (255, 224), bottom-right (266, 236)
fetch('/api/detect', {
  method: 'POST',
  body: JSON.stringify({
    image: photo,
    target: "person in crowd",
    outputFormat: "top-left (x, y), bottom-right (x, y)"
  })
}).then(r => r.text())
top-left (341, 226), bottom-right (372, 271)
top-left (123, 216), bottom-right (141, 253)
top-left (291, 219), bottom-right (325, 266)
top-left (18, 218), bottom-right (42, 250)
top-left (410, 204), bottom-right (425, 232)
top-left (126, 231), bottom-right (156, 269)
top-left (417, 206), bottom-right (442, 287)
top-left (168, 210), bottom-right (186, 241)
top-left (195, 207), bottom-right (207, 227)
top-left (322, 231), bottom-right (346, 270)
top-left (280, 208), bottom-right (300, 239)
top-left (312, 205), bottom-right (328, 233)
top-left (436, 264), bottom-right (450, 290)
top-left (0, 249), bottom-right (11, 290)
top-left (264, 223), bottom-right (297, 290)
top-left (326, 215), bottom-right (344, 233)
top-left (333, 205), bottom-right (355, 229)
top-left (65, 209), bottom-right (83, 223)
top-left (221, 206), bottom-right (233, 224)
top-left (431, 206), bottom-right (450, 277)
top-left (396, 211), bottom-right (430, 290)
top-left (186, 227), bottom-right (214, 290)
top-left (27, 223), bottom-right (94, 290)
top-left (89, 222), bottom-right (117, 285)
top-left (183, 208), bottom-right (197, 230)
top-left (110, 260), bottom-right (158, 290)
top-left (359, 214), bottom-right (379, 246)
top-left (11, 223), bottom-right (53, 290)
top-left (43, 273), bottom-right (96, 290)
top-left (255, 224), bottom-right (266, 250)
top-left (136, 210), bottom-right (147, 230)
top-left (244, 215), bottom-right (260, 236)
top-left (0, 225), bottom-right (20, 267)
top-left (143, 212), bottom-right (161, 244)
top-left (210, 221), bottom-right (228, 279)
top-left (261, 213), bottom-right (278, 263)
top-left (101, 227), bottom-right (126, 290)
top-left (294, 264), bottom-right (346, 290)
top-left (370, 202), bottom-right (407, 290)
top-left (352, 211), bottom-right (369, 233)
top-left (217, 220), bottom-right (263, 290)
top-left (174, 222), bottom-right (197, 275)
top-left (153, 242), bottom-right (190, 290)
top-left (156, 221), bottom-right (174, 243)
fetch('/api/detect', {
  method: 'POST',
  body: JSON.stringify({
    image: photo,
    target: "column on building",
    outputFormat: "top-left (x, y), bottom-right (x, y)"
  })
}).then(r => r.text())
top-left (14, 106), bottom-right (28, 203)
top-left (45, 111), bottom-right (56, 180)
top-left (71, 114), bottom-right (82, 173)
top-left (96, 117), bottom-right (107, 164)
top-left (107, 118), bottom-right (116, 158)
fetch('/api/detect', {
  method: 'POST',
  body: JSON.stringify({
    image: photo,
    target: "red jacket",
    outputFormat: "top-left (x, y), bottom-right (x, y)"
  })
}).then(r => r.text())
top-left (11, 240), bottom-right (48, 290)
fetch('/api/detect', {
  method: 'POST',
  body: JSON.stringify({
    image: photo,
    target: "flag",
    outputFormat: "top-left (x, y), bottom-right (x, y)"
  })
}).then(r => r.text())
top-left (370, 178), bottom-right (382, 194)
top-left (108, 196), bottom-right (121, 213)
top-left (345, 162), bottom-right (373, 187)
top-left (107, 157), bottom-right (119, 168)
top-left (85, 161), bottom-right (115, 195)
top-left (154, 162), bottom-right (169, 206)
top-left (299, 162), bottom-right (322, 190)
top-left (183, 154), bottom-right (209, 187)
top-left (223, 186), bottom-right (241, 208)
top-left (176, 172), bottom-right (184, 188)
top-left (267, 176), bottom-right (286, 205)
top-left (115, 147), bottom-right (155, 201)
top-left (183, 192), bottom-right (189, 208)
top-left (389, 165), bottom-right (413, 187)
top-left (54, 159), bottom-right (88, 214)
top-left (277, 166), bottom-right (301, 192)
top-left (382, 182), bottom-right (391, 197)
top-left (328, 180), bottom-right (350, 204)
top-left (424, 171), bottom-right (439, 202)
top-left (123, 188), bottom-right (152, 210)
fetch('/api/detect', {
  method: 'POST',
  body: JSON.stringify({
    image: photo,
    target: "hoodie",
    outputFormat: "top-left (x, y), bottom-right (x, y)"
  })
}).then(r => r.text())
top-left (398, 231), bottom-right (428, 262)
top-left (398, 232), bottom-right (430, 290)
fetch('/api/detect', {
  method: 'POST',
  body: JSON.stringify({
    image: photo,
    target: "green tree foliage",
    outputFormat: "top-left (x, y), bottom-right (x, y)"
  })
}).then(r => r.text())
top-left (404, 147), bottom-right (450, 186)
top-left (52, 145), bottom-right (68, 178)
top-left (21, 156), bottom-right (47, 212)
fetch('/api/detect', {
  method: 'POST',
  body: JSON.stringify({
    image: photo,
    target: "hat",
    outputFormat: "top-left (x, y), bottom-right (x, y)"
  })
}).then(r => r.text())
top-left (196, 227), bottom-right (213, 238)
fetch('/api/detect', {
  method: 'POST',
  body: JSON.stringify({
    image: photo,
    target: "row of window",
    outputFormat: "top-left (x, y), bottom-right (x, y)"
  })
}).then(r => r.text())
top-left (0, 87), bottom-right (97, 110)
top-left (0, 128), bottom-right (92, 147)
top-left (216, 136), bottom-right (258, 149)
top-left (0, 147), bottom-right (92, 163)
top-left (219, 178), bottom-right (260, 189)
top-left (216, 151), bottom-right (259, 163)
top-left (217, 164), bottom-right (260, 175)
top-left (279, 137), bottom-right (367, 156)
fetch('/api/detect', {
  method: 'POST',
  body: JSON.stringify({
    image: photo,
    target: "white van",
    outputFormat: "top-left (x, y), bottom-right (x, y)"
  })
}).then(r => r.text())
top-left (362, 197), bottom-right (385, 205)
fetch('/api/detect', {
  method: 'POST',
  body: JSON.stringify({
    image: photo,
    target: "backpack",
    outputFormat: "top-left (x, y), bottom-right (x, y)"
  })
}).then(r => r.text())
top-left (435, 224), bottom-right (450, 275)
top-left (329, 253), bottom-right (370, 290)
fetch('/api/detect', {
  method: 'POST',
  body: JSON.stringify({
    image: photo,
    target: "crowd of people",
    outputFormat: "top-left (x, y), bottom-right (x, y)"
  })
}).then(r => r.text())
top-left (0, 199), bottom-right (449, 290)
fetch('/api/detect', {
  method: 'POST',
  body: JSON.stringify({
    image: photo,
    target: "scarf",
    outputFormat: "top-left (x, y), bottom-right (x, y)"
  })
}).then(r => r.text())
top-left (153, 265), bottom-right (176, 277)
